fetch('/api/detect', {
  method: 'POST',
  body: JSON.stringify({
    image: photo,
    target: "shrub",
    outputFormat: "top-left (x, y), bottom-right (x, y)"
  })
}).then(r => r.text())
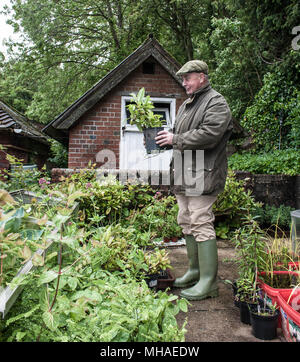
top-left (228, 149), bottom-right (300, 176)
top-left (253, 204), bottom-right (295, 231)
top-left (242, 71), bottom-right (300, 152)
top-left (213, 170), bottom-right (261, 238)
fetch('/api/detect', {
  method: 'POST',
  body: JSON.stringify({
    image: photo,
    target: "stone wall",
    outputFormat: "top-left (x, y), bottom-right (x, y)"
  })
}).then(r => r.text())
top-left (234, 171), bottom-right (298, 208)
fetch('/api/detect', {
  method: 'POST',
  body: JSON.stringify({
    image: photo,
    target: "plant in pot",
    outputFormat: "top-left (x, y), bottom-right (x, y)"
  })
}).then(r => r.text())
top-left (235, 273), bottom-right (260, 325)
top-left (249, 298), bottom-right (279, 340)
top-left (231, 214), bottom-right (269, 324)
top-left (126, 88), bottom-right (166, 154)
top-left (143, 248), bottom-right (174, 289)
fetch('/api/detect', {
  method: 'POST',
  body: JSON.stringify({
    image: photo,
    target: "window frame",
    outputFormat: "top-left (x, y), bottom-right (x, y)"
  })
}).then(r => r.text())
top-left (121, 96), bottom-right (176, 132)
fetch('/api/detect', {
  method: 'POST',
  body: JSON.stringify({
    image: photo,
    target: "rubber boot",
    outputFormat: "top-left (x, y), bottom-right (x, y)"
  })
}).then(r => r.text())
top-left (173, 235), bottom-right (199, 288)
top-left (180, 239), bottom-right (218, 300)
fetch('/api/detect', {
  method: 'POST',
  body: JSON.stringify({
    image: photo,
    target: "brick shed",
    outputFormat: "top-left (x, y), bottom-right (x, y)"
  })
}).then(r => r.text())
top-left (43, 36), bottom-right (187, 170)
top-left (0, 100), bottom-right (50, 171)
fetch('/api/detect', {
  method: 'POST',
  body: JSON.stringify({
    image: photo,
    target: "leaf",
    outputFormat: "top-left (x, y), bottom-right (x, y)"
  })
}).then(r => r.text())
top-left (16, 331), bottom-right (26, 341)
top-left (67, 276), bottom-right (78, 290)
top-left (32, 253), bottom-right (44, 266)
top-left (67, 191), bottom-right (86, 206)
top-left (71, 289), bottom-right (102, 303)
top-left (18, 245), bottom-right (32, 261)
top-left (37, 214), bottom-right (48, 226)
top-left (20, 229), bottom-right (44, 241)
top-left (6, 305), bottom-right (40, 326)
top-left (178, 299), bottom-right (188, 313)
top-left (38, 270), bottom-right (58, 285)
top-left (45, 251), bottom-right (58, 262)
top-left (43, 310), bottom-right (59, 331)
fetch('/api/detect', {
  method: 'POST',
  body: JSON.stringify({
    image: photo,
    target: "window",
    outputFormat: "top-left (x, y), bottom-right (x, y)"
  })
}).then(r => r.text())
top-left (120, 96), bottom-right (176, 170)
top-left (121, 96), bottom-right (176, 131)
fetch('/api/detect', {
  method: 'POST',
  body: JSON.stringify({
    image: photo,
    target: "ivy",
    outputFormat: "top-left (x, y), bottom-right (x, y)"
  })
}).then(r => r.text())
top-left (242, 69), bottom-right (300, 151)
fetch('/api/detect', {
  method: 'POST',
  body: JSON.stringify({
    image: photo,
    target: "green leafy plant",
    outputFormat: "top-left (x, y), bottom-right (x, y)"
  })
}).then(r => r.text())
top-left (126, 194), bottom-right (182, 240)
top-left (144, 248), bottom-right (172, 275)
top-left (232, 213), bottom-right (269, 302)
top-left (0, 147), bottom-right (50, 192)
top-left (126, 88), bottom-right (164, 131)
top-left (0, 204), bottom-right (56, 287)
top-left (254, 300), bottom-right (278, 317)
top-left (1, 223), bottom-right (187, 342)
top-left (253, 204), bottom-right (295, 231)
top-left (228, 149), bottom-right (300, 176)
top-left (242, 71), bottom-right (300, 152)
top-left (213, 170), bottom-right (261, 239)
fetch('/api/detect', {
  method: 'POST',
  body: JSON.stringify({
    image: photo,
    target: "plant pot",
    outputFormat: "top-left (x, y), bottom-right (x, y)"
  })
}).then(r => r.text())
top-left (239, 301), bottom-right (258, 325)
top-left (250, 307), bottom-right (279, 340)
top-left (143, 127), bottom-right (164, 154)
top-left (163, 236), bottom-right (179, 243)
top-left (231, 281), bottom-right (240, 308)
top-left (145, 269), bottom-right (175, 290)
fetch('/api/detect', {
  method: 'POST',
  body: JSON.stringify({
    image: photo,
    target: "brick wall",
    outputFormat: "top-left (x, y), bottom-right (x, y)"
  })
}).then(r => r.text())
top-left (68, 58), bottom-right (186, 168)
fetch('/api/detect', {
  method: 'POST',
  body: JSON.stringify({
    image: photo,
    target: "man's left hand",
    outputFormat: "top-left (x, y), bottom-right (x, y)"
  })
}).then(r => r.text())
top-left (155, 130), bottom-right (174, 146)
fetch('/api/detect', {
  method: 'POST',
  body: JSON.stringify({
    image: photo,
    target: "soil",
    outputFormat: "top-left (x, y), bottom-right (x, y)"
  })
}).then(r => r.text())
top-left (167, 239), bottom-right (285, 342)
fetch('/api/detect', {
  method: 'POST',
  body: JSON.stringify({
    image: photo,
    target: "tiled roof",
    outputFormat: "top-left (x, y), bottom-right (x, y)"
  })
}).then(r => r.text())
top-left (0, 100), bottom-right (49, 144)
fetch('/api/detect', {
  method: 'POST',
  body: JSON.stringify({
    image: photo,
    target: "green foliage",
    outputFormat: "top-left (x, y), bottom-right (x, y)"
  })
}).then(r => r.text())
top-left (213, 170), bottom-right (261, 239)
top-left (233, 214), bottom-right (269, 302)
top-left (228, 149), bottom-right (300, 176)
top-left (1, 0), bottom-right (299, 143)
top-left (127, 88), bottom-right (164, 131)
top-left (0, 149), bottom-right (50, 192)
top-left (89, 224), bottom-right (170, 277)
top-left (0, 222), bottom-right (187, 342)
top-left (47, 140), bottom-right (68, 168)
top-left (126, 193), bottom-right (182, 240)
top-left (242, 70), bottom-right (300, 151)
top-left (253, 204), bottom-right (295, 231)
top-left (2, 272), bottom-right (187, 342)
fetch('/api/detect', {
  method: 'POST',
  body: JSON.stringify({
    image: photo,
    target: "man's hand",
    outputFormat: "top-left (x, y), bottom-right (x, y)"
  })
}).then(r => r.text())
top-left (155, 130), bottom-right (174, 146)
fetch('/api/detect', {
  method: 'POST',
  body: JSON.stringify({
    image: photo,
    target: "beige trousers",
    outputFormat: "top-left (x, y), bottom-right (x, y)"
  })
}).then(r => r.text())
top-left (175, 194), bottom-right (217, 242)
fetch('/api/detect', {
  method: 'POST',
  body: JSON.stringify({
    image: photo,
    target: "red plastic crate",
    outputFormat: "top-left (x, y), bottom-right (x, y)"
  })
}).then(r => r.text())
top-left (257, 271), bottom-right (300, 328)
top-left (278, 289), bottom-right (300, 342)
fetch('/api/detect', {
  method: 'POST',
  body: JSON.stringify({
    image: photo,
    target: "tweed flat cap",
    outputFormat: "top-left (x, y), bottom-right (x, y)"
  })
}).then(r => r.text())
top-left (176, 60), bottom-right (208, 76)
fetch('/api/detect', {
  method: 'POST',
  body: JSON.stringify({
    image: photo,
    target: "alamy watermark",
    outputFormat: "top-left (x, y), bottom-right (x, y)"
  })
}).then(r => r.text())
top-left (292, 26), bottom-right (300, 50)
top-left (95, 148), bottom-right (206, 196)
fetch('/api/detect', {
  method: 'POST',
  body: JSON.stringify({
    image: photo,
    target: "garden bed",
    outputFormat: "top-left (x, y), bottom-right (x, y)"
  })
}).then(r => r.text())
top-left (0, 190), bottom-right (78, 318)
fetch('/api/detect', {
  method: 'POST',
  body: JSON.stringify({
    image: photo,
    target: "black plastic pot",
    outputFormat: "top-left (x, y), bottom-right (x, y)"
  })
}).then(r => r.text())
top-left (143, 127), bottom-right (165, 154)
top-left (240, 301), bottom-right (258, 325)
top-left (145, 269), bottom-right (175, 289)
top-left (250, 307), bottom-right (279, 340)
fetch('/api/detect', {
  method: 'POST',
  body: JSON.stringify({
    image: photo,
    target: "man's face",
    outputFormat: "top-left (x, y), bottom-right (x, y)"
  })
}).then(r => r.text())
top-left (182, 72), bottom-right (205, 96)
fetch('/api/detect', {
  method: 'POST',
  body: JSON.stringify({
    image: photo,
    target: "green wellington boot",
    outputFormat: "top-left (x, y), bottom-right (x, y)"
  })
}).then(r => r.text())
top-left (180, 239), bottom-right (218, 300)
top-left (173, 234), bottom-right (199, 288)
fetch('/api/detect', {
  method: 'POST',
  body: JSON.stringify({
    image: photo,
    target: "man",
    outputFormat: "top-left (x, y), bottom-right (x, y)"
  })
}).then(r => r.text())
top-left (155, 60), bottom-right (232, 301)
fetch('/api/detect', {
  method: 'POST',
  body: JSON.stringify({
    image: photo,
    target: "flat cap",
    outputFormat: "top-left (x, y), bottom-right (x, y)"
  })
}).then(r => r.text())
top-left (176, 60), bottom-right (208, 76)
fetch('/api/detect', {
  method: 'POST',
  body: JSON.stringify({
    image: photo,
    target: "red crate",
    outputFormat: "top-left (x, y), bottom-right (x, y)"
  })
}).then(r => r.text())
top-left (278, 289), bottom-right (300, 342)
top-left (257, 271), bottom-right (299, 328)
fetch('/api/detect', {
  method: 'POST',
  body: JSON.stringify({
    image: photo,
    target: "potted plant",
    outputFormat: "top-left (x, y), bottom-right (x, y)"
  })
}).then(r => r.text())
top-left (235, 274), bottom-right (260, 324)
top-left (250, 299), bottom-right (279, 340)
top-left (143, 248), bottom-right (175, 289)
top-left (126, 88), bottom-right (165, 154)
top-left (232, 214), bottom-right (269, 323)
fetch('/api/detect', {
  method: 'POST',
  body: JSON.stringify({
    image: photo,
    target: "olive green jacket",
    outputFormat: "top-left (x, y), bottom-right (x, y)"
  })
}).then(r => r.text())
top-left (171, 83), bottom-right (232, 196)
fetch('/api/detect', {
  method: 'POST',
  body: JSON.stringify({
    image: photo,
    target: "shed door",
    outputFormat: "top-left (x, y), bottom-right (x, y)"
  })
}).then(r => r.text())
top-left (120, 97), bottom-right (175, 171)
